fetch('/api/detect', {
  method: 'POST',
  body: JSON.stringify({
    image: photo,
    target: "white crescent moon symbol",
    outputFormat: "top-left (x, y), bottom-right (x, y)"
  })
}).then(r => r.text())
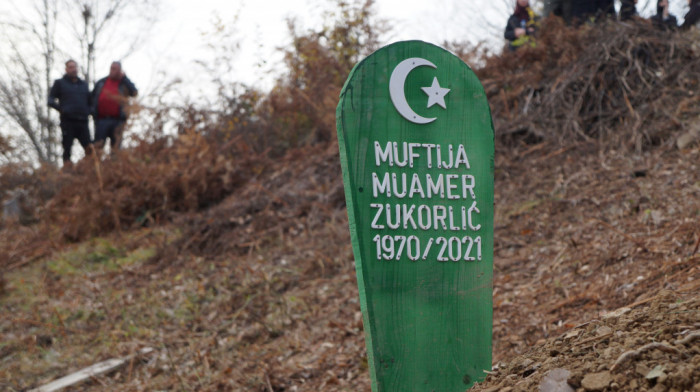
top-left (389, 57), bottom-right (437, 124)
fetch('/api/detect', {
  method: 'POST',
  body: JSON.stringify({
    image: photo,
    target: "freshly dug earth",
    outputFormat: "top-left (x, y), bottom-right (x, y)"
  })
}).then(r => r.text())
top-left (472, 292), bottom-right (700, 392)
top-left (1, 139), bottom-right (698, 391)
top-left (490, 141), bottom-right (700, 362)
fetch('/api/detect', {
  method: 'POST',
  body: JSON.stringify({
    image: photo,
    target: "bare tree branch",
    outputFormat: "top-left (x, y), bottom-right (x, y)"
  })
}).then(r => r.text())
top-left (72, 0), bottom-right (158, 85)
top-left (0, 1), bottom-right (59, 163)
top-left (0, 0), bottom-right (160, 164)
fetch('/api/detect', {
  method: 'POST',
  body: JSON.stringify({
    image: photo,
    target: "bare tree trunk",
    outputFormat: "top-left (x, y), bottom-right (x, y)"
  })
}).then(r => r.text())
top-left (83, 5), bottom-right (91, 86)
top-left (0, 0), bottom-right (59, 164)
top-left (75, 0), bottom-right (135, 87)
top-left (42, 0), bottom-right (59, 163)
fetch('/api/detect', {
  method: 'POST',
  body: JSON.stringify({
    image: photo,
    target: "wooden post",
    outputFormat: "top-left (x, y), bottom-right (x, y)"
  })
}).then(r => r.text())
top-left (336, 41), bottom-right (494, 391)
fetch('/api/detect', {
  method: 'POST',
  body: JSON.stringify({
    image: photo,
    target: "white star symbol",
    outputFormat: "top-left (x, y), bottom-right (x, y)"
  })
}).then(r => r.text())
top-left (421, 77), bottom-right (450, 109)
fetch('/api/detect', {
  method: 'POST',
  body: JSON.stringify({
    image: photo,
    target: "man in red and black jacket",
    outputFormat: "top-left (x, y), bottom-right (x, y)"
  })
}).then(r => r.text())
top-left (91, 61), bottom-right (137, 152)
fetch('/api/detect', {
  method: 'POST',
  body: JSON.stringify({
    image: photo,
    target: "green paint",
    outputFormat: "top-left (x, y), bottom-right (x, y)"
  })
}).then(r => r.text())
top-left (336, 41), bottom-right (494, 391)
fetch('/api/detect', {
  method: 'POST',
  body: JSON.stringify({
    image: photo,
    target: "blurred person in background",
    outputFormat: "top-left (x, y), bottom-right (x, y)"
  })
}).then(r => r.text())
top-left (543, 0), bottom-right (572, 22)
top-left (619, 0), bottom-right (638, 21)
top-left (596, 0), bottom-right (616, 18)
top-left (681, 0), bottom-right (700, 29)
top-left (570, 0), bottom-right (615, 24)
top-left (91, 61), bottom-right (137, 153)
top-left (651, 0), bottom-right (678, 30)
top-left (47, 59), bottom-right (93, 165)
top-left (504, 0), bottom-right (540, 51)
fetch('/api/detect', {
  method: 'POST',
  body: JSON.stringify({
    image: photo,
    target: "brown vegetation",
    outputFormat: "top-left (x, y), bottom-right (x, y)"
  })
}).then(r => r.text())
top-left (478, 19), bottom-right (700, 150)
top-left (46, 131), bottom-right (259, 241)
top-left (1, 12), bottom-right (700, 392)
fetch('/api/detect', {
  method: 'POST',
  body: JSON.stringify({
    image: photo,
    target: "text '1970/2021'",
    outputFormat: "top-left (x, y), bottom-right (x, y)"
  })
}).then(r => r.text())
top-left (370, 140), bottom-right (483, 263)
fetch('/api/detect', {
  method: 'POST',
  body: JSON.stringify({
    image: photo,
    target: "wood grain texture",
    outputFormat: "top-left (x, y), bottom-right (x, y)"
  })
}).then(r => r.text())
top-left (337, 41), bottom-right (494, 391)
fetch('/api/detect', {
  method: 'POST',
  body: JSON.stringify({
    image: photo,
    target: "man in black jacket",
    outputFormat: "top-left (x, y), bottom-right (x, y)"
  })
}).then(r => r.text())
top-left (570, 0), bottom-right (615, 24)
top-left (620, 0), bottom-right (638, 21)
top-left (92, 61), bottom-right (138, 152)
top-left (48, 59), bottom-right (92, 164)
top-left (651, 0), bottom-right (678, 30)
top-left (544, 0), bottom-right (572, 23)
top-left (682, 0), bottom-right (700, 29)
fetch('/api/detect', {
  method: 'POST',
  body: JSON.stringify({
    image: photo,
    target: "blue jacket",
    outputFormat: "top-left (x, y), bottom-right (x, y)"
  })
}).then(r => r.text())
top-left (91, 75), bottom-right (138, 120)
top-left (47, 75), bottom-right (91, 121)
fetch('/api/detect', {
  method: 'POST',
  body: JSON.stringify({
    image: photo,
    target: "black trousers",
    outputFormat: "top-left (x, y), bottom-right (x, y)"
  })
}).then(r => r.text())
top-left (60, 118), bottom-right (91, 162)
top-left (619, 0), bottom-right (637, 20)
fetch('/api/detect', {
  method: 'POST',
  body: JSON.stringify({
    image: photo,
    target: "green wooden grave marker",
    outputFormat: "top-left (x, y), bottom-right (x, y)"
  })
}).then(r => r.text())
top-left (336, 41), bottom-right (494, 391)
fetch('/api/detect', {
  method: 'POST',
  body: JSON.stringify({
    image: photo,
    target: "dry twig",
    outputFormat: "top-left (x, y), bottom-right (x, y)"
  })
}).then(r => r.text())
top-left (610, 342), bottom-right (680, 372)
top-left (675, 331), bottom-right (700, 345)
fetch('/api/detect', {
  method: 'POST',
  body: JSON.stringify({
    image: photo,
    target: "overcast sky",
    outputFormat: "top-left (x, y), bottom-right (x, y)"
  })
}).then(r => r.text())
top-left (0, 0), bottom-right (508, 157)
top-left (123, 0), bottom-right (505, 99)
top-left (1, 0), bottom-right (692, 103)
top-left (123, 0), bottom-right (690, 98)
top-left (0, 0), bottom-right (692, 162)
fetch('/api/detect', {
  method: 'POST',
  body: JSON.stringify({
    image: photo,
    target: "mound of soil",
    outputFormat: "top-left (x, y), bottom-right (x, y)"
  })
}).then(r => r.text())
top-left (473, 292), bottom-right (700, 392)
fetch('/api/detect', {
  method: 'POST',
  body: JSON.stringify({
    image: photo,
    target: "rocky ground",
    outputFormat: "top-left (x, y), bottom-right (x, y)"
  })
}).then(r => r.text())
top-left (473, 292), bottom-right (700, 392)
